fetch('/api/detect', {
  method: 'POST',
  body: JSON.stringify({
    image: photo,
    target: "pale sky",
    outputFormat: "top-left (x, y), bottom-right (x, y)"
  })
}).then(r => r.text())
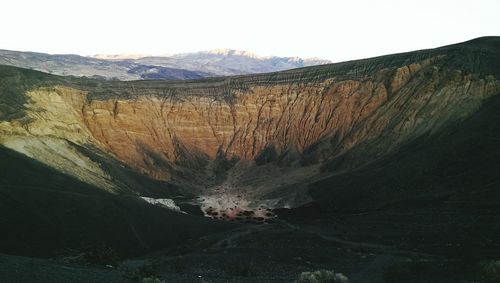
top-left (1, 0), bottom-right (499, 62)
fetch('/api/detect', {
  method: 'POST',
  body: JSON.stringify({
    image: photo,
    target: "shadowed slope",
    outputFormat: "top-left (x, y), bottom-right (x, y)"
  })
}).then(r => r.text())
top-left (279, 92), bottom-right (500, 259)
top-left (0, 146), bottom-right (233, 257)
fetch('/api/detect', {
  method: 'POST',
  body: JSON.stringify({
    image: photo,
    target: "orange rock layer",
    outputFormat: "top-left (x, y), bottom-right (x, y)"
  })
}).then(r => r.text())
top-left (2, 38), bottom-right (499, 188)
top-left (76, 56), bottom-right (500, 181)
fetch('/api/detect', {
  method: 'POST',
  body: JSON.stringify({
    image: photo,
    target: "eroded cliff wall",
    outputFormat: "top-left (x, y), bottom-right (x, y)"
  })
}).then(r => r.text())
top-left (1, 37), bottom-right (499, 205)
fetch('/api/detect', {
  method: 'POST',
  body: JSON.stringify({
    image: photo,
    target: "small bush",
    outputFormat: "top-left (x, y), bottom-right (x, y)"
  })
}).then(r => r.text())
top-left (141, 277), bottom-right (165, 283)
top-left (82, 243), bottom-right (120, 265)
top-left (224, 260), bottom-right (259, 277)
top-left (125, 263), bottom-right (161, 282)
top-left (480, 260), bottom-right (500, 283)
top-left (164, 256), bottom-right (187, 273)
top-left (296, 269), bottom-right (349, 283)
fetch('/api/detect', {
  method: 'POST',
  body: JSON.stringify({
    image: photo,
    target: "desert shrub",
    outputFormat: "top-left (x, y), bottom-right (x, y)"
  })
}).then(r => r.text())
top-left (170, 256), bottom-right (187, 273)
top-left (81, 243), bottom-right (121, 265)
top-left (224, 260), bottom-right (259, 277)
top-left (480, 260), bottom-right (500, 283)
top-left (125, 263), bottom-right (161, 282)
top-left (296, 269), bottom-right (349, 283)
top-left (140, 277), bottom-right (165, 283)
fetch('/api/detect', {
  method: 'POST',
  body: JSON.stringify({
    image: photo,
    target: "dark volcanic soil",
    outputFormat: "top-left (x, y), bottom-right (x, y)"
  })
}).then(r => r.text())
top-left (0, 214), bottom-right (491, 283)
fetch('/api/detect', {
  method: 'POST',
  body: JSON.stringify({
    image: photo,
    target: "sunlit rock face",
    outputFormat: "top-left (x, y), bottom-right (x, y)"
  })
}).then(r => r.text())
top-left (76, 57), bottom-right (500, 183)
top-left (1, 37), bottom-right (499, 207)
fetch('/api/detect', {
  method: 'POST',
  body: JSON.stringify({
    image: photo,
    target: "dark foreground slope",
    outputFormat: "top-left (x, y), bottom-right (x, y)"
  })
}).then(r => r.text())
top-left (0, 146), bottom-right (233, 258)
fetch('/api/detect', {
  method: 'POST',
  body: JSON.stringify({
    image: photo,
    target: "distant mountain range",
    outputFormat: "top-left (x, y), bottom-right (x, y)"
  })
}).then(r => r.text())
top-left (0, 48), bottom-right (331, 80)
top-left (123, 49), bottom-right (331, 76)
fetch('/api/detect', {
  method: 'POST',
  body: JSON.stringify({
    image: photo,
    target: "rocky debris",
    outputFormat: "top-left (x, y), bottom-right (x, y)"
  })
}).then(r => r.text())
top-left (203, 205), bottom-right (276, 224)
top-left (140, 197), bottom-right (182, 212)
